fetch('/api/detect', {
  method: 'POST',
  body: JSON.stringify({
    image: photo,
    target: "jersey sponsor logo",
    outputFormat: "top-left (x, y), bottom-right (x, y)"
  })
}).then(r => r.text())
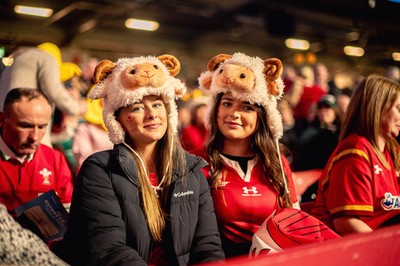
top-left (173, 190), bottom-right (194, 198)
top-left (381, 192), bottom-right (400, 210)
top-left (220, 181), bottom-right (230, 187)
top-left (374, 165), bottom-right (383, 175)
top-left (242, 186), bottom-right (261, 197)
top-left (39, 168), bottom-right (52, 185)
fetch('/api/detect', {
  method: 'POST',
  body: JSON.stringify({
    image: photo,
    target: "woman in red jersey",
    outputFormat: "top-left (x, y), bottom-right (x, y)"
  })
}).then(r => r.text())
top-left (312, 75), bottom-right (400, 235)
top-left (194, 53), bottom-right (299, 258)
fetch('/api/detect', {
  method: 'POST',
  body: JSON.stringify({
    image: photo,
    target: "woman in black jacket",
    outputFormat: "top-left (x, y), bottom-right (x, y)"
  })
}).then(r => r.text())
top-left (57, 55), bottom-right (224, 265)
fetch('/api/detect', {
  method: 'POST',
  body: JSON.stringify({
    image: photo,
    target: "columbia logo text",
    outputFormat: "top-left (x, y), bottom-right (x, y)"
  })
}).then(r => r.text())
top-left (174, 190), bottom-right (194, 197)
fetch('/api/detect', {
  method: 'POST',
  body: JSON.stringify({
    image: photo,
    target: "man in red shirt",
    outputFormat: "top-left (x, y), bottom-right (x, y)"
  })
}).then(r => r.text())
top-left (0, 88), bottom-right (73, 213)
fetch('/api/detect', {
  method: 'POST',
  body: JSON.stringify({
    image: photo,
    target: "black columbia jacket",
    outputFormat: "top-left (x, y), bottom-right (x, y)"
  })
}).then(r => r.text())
top-left (57, 144), bottom-right (224, 265)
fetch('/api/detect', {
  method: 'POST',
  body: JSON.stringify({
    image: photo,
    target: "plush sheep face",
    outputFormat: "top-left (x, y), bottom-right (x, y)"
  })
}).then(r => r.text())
top-left (121, 63), bottom-right (167, 89)
top-left (214, 64), bottom-right (255, 93)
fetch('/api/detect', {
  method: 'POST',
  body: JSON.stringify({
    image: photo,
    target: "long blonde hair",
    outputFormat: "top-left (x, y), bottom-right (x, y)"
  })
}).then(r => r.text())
top-left (206, 93), bottom-right (292, 208)
top-left (119, 102), bottom-right (187, 242)
top-left (340, 74), bottom-right (400, 170)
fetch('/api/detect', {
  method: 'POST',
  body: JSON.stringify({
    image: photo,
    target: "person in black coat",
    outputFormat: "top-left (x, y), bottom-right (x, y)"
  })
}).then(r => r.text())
top-left (55, 55), bottom-right (224, 265)
top-left (295, 94), bottom-right (341, 202)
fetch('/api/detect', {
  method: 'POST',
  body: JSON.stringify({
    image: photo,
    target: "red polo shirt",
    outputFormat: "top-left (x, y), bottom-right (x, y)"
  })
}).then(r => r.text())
top-left (0, 141), bottom-right (73, 212)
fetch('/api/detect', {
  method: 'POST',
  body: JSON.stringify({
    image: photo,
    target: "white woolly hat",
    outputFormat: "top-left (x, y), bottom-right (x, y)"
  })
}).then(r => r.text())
top-left (198, 52), bottom-right (285, 139)
top-left (88, 55), bottom-right (186, 144)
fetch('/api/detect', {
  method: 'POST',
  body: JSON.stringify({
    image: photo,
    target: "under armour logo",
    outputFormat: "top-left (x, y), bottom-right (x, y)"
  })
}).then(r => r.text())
top-left (39, 168), bottom-right (52, 185)
top-left (374, 165), bottom-right (383, 175)
top-left (243, 186), bottom-right (258, 194)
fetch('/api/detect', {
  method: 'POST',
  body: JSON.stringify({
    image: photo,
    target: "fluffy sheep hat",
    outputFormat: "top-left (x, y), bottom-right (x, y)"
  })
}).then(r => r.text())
top-left (198, 52), bottom-right (285, 139)
top-left (88, 54), bottom-right (186, 144)
top-left (198, 52), bottom-right (290, 193)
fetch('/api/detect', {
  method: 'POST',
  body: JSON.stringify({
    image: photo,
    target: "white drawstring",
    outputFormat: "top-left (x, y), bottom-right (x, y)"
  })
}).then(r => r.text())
top-left (122, 141), bottom-right (170, 197)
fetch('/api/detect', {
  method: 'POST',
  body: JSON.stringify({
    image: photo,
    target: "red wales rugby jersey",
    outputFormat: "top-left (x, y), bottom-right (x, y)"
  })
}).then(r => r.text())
top-left (312, 134), bottom-right (400, 230)
top-left (206, 154), bottom-right (298, 244)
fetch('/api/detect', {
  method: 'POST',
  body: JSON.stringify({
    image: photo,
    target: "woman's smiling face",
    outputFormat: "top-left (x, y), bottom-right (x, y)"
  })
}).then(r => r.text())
top-left (217, 92), bottom-right (259, 141)
top-left (117, 95), bottom-right (168, 147)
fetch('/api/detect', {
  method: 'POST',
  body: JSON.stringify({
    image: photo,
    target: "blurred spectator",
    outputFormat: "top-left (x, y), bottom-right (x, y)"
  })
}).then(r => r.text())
top-left (385, 66), bottom-right (400, 82)
top-left (282, 65), bottom-right (303, 108)
top-left (180, 101), bottom-right (209, 151)
top-left (282, 64), bottom-right (298, 94)
top-left (314, 62), bottom-right (341, 95)
top-left (0, 88), bottom-right (73, 212)
top-left (72, 93), bottom-right (113, 173)
top-left (0, 42), bottom-right (86, 146)
top-left (177, 88), bottom-right (207, 134)
top-left (291, 65), bottom-right (326, 136)
top-left (278, 98), bottom-right (299, 159)
top-left (295, 94), bottom-right (341, 201)
top-left (296, 94), bottom-right (341, 170)
top-left (177, 99), bottom-right (192, 133)
top-left (79, 57), bottom-right (99, 93)
top-left (335, 88), bottom-right (352, 121)
top-left (51, 62), bottom-right (88, 175)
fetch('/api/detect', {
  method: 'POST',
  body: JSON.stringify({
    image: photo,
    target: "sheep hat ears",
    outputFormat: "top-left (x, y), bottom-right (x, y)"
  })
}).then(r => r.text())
top-left (88, 54), bottom-right (187, 144)
top-left (198, 52), bottom-right (285, 139)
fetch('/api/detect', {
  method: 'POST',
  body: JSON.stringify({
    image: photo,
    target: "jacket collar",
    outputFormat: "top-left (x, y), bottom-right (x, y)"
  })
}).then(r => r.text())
top-left (113, 144), bottom-right (140, 185)
top-left (113, 143), bottom-right (207, 184)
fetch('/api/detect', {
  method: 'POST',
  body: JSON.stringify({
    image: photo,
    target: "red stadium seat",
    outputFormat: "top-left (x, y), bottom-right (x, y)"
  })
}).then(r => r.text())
top-left (292, 169), bottom-right (322, 196)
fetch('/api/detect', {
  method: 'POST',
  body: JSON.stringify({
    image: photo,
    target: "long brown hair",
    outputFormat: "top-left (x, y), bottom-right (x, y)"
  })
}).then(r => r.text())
top-left (206, 93), bottom-right (292, 208)
top-left (340, 74), bottom-right (400, 170)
